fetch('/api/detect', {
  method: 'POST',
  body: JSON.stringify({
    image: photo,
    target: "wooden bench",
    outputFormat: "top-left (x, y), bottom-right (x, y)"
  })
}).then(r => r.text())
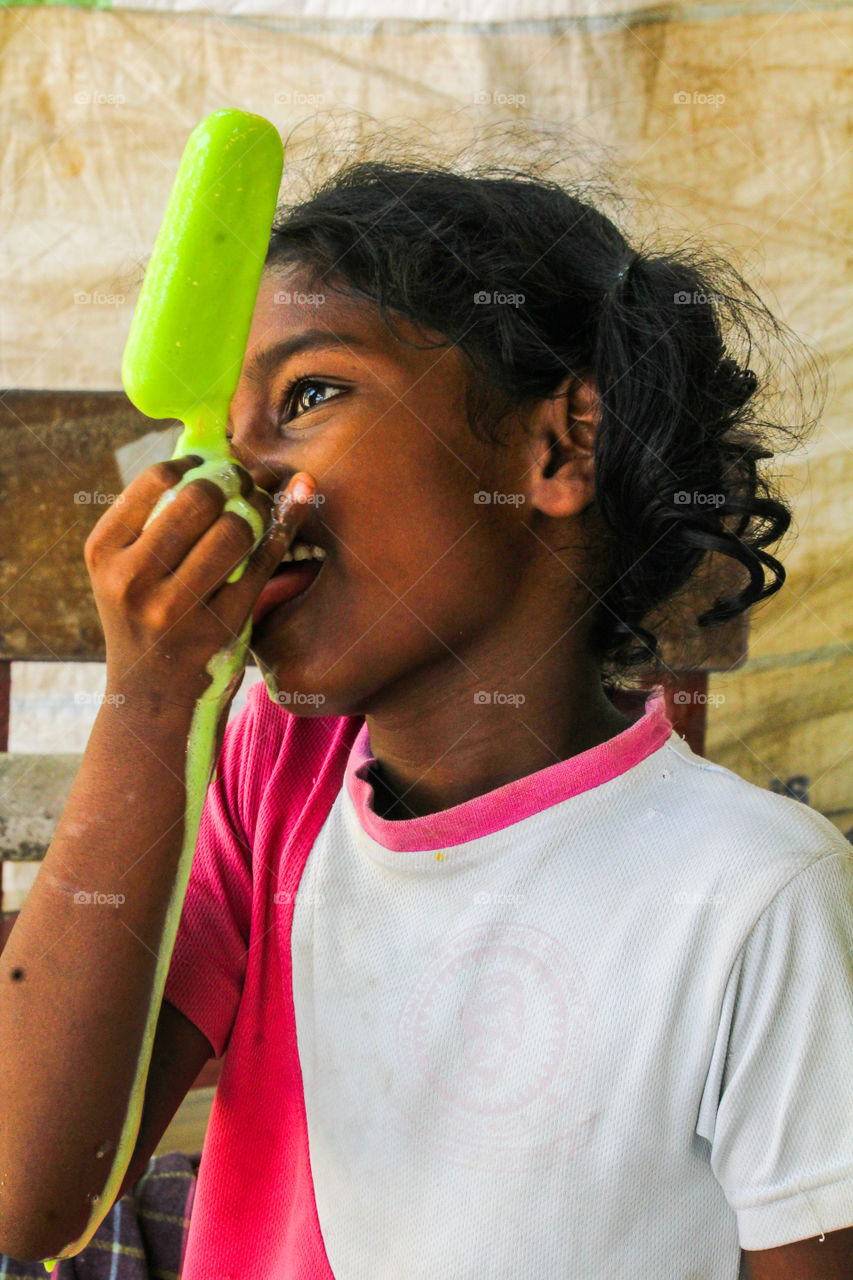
top-left (0, 388), bottom-right (750, 1154)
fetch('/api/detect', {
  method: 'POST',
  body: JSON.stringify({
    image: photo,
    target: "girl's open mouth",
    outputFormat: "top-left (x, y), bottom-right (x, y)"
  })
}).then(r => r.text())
top-left (252, 548), bottom-right (325, 626)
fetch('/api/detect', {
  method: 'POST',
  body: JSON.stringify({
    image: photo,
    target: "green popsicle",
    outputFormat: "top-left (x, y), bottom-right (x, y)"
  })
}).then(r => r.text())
top-left (123, 106), bottom-right (283, 456)
top-left (42, 109), bottom-right (284, 1273)
top-left (123, 107), bottom-right (285, 584)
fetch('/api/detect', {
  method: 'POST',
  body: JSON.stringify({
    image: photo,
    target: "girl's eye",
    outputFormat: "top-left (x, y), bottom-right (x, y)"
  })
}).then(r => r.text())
top-left (280, 376), bottom-right (345, 424)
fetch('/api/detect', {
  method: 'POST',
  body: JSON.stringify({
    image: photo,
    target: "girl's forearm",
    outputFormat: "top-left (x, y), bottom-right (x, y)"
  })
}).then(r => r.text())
top-left (0, 667), bottom-right (236, 1262)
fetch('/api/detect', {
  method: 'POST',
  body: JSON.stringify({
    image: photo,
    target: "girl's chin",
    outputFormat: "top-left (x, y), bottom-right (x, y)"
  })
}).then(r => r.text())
top-left (247, 648), bottom-right (332, 715)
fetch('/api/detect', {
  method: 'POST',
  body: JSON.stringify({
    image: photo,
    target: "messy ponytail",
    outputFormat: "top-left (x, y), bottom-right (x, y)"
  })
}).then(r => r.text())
top-left (266, 152), bottom-right (826, 684)
top-left (589, 246), bottom-right (823, 679)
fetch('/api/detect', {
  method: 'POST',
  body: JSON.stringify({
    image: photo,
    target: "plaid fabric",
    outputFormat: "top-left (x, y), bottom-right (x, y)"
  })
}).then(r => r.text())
top-left (0, 1152), bottom-right (201, 1279)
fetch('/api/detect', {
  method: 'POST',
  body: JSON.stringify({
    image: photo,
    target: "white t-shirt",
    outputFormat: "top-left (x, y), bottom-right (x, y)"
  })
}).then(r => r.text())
top-left (165, 684), bottom-right (853, 1278)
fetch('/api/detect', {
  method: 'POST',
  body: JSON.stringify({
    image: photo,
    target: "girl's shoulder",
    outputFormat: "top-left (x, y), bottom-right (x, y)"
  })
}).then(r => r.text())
top-left (657, 731), bottom-right (852, 879)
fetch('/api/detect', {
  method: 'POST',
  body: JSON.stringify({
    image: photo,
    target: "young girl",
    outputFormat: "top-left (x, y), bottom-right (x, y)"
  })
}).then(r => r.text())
top-left (3, 154), bottom-right (852, 1278)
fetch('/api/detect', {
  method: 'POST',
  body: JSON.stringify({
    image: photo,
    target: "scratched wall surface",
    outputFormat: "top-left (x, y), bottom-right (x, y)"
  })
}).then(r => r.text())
top-left (0, 1), bottom-right (851, 840)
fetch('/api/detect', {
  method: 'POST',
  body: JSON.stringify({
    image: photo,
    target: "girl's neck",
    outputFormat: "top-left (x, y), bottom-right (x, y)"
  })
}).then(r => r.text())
top-left (363, 678), bottom-right (633, 822)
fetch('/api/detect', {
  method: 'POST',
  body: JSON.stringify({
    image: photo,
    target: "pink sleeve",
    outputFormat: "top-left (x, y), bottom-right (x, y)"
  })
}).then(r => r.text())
top-left (162, 694), bottom-right (256, 1059)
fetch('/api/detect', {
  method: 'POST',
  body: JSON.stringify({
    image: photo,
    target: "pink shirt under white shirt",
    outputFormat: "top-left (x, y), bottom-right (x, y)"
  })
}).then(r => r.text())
top-left (163, 681), bottom-right (853, 1278)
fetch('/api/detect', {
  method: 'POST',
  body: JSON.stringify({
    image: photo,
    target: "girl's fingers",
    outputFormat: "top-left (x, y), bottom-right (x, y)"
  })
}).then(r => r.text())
top-left (150, 476), bottom-right (315, 630)
top-left (155, 487), bottom-right (274, 606)
top-left (88, 456), bottom-right (203, 553)
top-left (118, 464), bottom-right (259, 584)
top-left (217, 476), bottom-right (317, 617)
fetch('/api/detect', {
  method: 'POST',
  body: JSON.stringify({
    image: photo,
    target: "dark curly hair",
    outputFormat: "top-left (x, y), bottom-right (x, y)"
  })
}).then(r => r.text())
top-left (264, 133), bottom-right (826, 688)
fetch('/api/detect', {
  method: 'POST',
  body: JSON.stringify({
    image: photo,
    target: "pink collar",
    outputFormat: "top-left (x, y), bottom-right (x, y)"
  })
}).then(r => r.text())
top-left (345, 688), bottom-right (673, 851)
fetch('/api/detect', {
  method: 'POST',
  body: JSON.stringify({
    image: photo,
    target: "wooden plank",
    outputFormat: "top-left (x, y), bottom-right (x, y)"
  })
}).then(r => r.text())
top-left (0, 661), bottom-right (9, 751)
top-left (0, 391), bottom-right (180, 661)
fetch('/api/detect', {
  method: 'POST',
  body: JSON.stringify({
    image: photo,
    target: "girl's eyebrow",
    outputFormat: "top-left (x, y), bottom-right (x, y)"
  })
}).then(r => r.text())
top-left (246, 328), bottom-right (377, 381)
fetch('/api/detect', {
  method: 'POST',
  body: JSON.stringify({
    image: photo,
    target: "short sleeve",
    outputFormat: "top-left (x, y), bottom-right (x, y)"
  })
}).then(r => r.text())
top-left (162, 697), bottom-right (256, 1060)
top-left (696, 850), bottom-right (853, 1249)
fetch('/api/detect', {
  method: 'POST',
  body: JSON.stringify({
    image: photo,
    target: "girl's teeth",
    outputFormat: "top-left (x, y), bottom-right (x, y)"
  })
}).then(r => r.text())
top-left (279, 542), bottom-right (327, 563)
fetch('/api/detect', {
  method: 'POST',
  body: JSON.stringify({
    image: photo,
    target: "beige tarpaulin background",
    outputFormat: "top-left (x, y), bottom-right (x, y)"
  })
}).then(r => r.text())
top-left (1, 0), bottom-right (851, 842)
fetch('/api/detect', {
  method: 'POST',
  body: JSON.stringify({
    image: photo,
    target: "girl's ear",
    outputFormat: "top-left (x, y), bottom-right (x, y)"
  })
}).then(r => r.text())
top-left (526, 373), bottom-right (602, 517)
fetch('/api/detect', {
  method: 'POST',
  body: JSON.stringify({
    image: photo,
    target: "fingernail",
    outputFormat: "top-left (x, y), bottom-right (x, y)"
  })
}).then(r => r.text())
top-left (291, 476), bottom-right (313, 505)
top-left (272, 476), bottom-right (313, 525)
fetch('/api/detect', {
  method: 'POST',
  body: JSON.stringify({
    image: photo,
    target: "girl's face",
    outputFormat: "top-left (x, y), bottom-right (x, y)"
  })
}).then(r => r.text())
top-left (229, 263), bottom-right (558, 718)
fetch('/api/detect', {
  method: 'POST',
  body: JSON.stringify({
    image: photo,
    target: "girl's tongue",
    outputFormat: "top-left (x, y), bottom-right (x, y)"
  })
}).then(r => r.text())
top-left (252, 559), bottom-right (322, 624)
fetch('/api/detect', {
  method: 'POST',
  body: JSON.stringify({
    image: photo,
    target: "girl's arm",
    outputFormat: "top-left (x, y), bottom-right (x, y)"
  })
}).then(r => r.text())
top-left (0, 458), bottom-right (308, 1262)
top-left (0, 690), bottom-right (214, 1260)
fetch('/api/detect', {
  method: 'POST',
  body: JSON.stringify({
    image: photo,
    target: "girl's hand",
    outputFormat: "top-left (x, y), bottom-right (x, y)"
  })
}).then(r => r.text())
top-left (84, 455), bottom-right (314, 716)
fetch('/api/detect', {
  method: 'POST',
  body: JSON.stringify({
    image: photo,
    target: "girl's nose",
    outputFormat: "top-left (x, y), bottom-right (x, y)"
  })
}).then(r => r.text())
top-left (226, 423), bottom-right (283, 497)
